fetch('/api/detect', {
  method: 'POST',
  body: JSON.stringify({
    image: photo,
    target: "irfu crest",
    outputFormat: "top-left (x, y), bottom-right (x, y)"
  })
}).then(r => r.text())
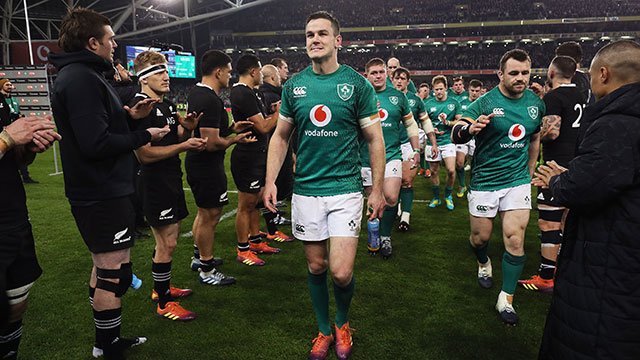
top-left (528, 106), bottom-right (538, 119)
top-left (337, 83), bottom-right (354, 101)
top-left (389, 96), bottom-right (399, 105)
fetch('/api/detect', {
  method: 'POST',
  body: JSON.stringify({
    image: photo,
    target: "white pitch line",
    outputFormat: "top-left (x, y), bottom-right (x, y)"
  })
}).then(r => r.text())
top-left (183, 188), bottom-right (237, 194)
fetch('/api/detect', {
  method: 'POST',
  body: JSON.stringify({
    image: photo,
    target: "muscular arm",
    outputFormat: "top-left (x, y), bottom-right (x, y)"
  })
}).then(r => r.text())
top-left (249, 108), bottom-right (279, 135)
top-left (265, 117), bottom-right (295, 185)
top-left (200, 127), bottom-right (236, 152)
top-left (362, 121), bottom-right (385, 194)
top-left (134, 142), bottom-right (187, 164)
top-left (540, 115), bottom-right (562, 141)
top-left (528, 132), bottom-right (541, 178)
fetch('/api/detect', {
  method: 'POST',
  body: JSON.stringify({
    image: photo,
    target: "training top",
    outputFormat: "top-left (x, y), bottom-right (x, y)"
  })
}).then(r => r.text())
top-left (360, 86), bottom-right (412, 166)
top-left (541, 84), bottom-right (585, 167)
top-left (399, 92), bottom-right (426, 144)
top-left (462, 87), bottom-right (545, 191)
top-left (424, 96), bottom-right (462, 146)
top-left (280, 65), bottom-right (378, 196)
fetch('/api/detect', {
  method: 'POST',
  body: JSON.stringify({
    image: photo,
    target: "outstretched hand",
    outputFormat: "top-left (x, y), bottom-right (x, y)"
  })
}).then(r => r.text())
top-left (124, 98), bottom-right (160, 119)
top-left (177, 111), bottom-right (203, 131)
top-left (532, 160), bottom-right (567, 189)
top-left (469, 113), bottom-right (494, 135)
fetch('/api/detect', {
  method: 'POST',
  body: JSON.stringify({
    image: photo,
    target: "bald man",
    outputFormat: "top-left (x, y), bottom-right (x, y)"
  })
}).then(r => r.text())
top-left (386, 58), bottom-right (417, 94)
top-left (536, 40), bottom-right (640, 359)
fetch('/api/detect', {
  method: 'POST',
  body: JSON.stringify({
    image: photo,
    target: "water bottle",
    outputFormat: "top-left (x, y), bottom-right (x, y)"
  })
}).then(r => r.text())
top-left (130, 274), bottom-right (142, 290)
top-left (367, 218), bottom-right (381, 253)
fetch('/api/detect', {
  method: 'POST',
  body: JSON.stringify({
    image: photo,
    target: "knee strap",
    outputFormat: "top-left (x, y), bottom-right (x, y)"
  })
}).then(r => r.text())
top-left (538, 208), bottom-right (564, 222)
top-left (96, 262), bottom-right (133, 298)
top-left (541, 230), bottom-right (563, 245)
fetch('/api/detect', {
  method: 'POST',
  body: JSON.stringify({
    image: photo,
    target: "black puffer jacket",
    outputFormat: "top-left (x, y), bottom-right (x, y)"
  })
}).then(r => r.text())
top-left (539, 82), bottom-right (640, 360)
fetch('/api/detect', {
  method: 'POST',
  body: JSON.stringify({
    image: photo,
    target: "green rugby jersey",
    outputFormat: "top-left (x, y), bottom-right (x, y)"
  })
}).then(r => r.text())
top-left (459, 97), bottom-right (472, 112)
top-left (399, 92), bottom-right (426, 144)
top-left (462, 87), bottom-right (545, 191)
top-left (448, 89), bottom-right (469, 104)
top-left (360, 85), bottom-right (412, 167)
top-left (424, 96), bottom-right (462, 146)
top-left (280, 65), bottom-right (378, 196)
top-left (387, 77), bottom-right (417, 94)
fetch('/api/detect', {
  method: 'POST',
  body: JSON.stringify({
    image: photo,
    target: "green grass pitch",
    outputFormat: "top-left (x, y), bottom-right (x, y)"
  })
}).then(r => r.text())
top-left (19, 145), bottom-right (550, 359)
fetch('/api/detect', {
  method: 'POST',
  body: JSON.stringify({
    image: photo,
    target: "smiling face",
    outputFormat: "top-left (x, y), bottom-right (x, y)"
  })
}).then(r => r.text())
top-left (305, 18), bottom-right (341, 63)
top-left (498, 58), bottom-right (531, 97)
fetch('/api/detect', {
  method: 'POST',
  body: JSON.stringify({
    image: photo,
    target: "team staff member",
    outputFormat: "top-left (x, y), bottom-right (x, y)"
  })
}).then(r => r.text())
top-left (50, 8), bottom-right (168, 359)
top-left (187, 50), bottom-right (254, 283)
top-left (230, 54), bottom-right (281, 266)
top-left (0, 116), bottom-right (60, 359)
top-left (129, 50), bottom-right (208, 320)
top-left (452, 49), bottom-right (544, 326)
top-left (518, 56), bottom-right (583, 293)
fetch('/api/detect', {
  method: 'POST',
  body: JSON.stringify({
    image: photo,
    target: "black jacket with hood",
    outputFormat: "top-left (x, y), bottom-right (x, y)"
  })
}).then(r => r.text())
top-left (539, 82), bottom-right (640, 360)
top-left (49, 50), bottom-right (150, 201)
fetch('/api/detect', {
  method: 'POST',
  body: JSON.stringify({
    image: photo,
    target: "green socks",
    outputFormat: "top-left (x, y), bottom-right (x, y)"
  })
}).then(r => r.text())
top-left (432, 185), bottom-right (440, 201)
top-left (399, 187), bottom-right (414, 213)
top-left (444, 186), bottom-right (453, 198)
top-left (380, 205), bottom-right (397, 237)
top-left (333, 277), bottom-right (355, 328)
top-left (456, 167), bottom-right (466, 188)
top-left (502, 251), bottom-right (527, 295)
top-left (469, 239), bottom-right (489, 264)
top-left (308, 271), bottom-right (331, 336)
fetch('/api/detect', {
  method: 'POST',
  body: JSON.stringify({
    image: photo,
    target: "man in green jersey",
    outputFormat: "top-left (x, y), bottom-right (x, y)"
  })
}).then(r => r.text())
top-left (391, 67), bottom-right (438, 232)
top-left (361, 59), bottom-right (420, 259)
top-left (448, 76), bottom-right (470, 104)
top-left (455, 79), bottom-right (483, 198)
top-left (425, 75), bottom-right (462, 210)
top-left (452, 49), bottom-right (544, 326)
top-left (417, 82), bottom-right (432, 178)
top-left (263, 11), bottom-right (386, 360)
top-left (386, 57), bottom-right (417, 94)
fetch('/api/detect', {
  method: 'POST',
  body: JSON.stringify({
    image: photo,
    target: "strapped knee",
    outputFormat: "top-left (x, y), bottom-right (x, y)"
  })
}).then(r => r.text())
top-left (538, 209), bottom-right (564, 222)
top-left (541, 230), bottom-right (563, 245)
top-left (96, 262), bottom-right (133, 298)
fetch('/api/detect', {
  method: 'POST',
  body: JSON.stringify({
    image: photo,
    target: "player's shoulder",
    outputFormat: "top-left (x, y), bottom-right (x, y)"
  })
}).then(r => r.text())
top-left (128, 92), bottom-right (149, 107)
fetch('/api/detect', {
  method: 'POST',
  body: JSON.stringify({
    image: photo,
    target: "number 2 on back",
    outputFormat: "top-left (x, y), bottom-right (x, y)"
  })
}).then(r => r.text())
top-left (573, 103), bottom-right (586, 128)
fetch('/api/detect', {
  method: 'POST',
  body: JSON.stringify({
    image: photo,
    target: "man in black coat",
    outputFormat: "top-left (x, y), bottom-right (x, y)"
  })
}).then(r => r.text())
top-left (535, 39), bottom-right (640, 360)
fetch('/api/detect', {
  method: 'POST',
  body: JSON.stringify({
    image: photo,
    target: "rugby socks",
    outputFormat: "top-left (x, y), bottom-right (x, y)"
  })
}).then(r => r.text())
top-left (334, 277), bottom-right (355, 329)
top-left (0, 320), bottom-right (22, 359)
top-left (469, 239), bottom-right (489, 265)
top-left (93, 308), bottom-right (123, 360)
top-left (193, 244), bottom-right (200, 260)
top-left (432, 185), bottom-right (440, 201)
top-left (456, 167), bottom-right (466, 188)
top-left (444, 186), bottom-right (453, 199)
top-left (152, 261), bottom-right (172, 309)
top-left (308, 270), bottom-right (331, 336)
top-left (399, 187), bottom-right (414, 214)
top-left (538, 257), bottom-right (556, 280)
top-left (261, 208), bottom-right (278, 235)
top-left (237, 242), bottom-right (250, 252)
top-left (248, 234), bottom-right (262, 244)
top-left (200, 258), bottom-right (215, 273)
top-left (502, 251), bottom-right (527, 295)
top-left (380, 205), bottom-right (397, 238)
top-left (89, 286), bottom-right (100, 349)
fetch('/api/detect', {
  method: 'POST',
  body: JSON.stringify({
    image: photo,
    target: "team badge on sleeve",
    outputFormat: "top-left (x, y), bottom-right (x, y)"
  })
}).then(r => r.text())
top-left (528, 106), bottom-right (539, 119)
top-left (337, 83), bottom-right (354, 101)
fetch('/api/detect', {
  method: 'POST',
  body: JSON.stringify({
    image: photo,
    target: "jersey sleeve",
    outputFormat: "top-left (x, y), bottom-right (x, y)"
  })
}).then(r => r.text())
top-left (188, 92), bottom-right (221, 129)
top-left (357, 80), bottom-right (380, 128)
top-left (231, 86), bottom-right (261, 119)
top-left (454, 100), bottom-right (463, 116)
top-left (400, 93), bottom-right (412, 118)
top-left (542, 92), bottom-right (560, 116)
top-left (408, 80), bottom-right (417, 94)
top-left (279, 82), bottom-right (294, 123)
top-left (461, 97), bottom-right (483, 123)
top-left (535, 97), bottom-right (546, 132)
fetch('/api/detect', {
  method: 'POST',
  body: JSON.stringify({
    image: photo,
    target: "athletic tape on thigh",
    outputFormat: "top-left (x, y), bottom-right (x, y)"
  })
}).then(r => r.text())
top-left (538, 208), bottom-right (564, 222)
top-left (96, 262), bottom-right (133, 298)
top-left (541, 230), bottom-right (563, 245)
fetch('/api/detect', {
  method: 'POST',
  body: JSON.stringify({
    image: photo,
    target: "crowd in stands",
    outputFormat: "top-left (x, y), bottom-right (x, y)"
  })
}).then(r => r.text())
top-left (222, 0), bottom-right (638, 32)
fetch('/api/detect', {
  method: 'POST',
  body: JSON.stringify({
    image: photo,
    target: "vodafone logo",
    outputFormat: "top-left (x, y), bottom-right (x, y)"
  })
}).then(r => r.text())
top-left (378, 109), bottom-right (389, 121)
top-left (309, 105), bottom-right (332, 127)
top-left (508, 124), bottom-right (526, 141)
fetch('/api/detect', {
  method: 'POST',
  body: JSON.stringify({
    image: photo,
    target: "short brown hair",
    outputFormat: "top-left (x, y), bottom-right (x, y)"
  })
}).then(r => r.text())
top-left (452, 76), bottom-right (464, 84)
top-left (365, 58), bottom-right (385, 73)
top-left (432, 75), bottom-right (447, 88)
top-left (469, 79), bottom-right (483, 88)
top-left (499, 49), bottom-right (531, 72)
top-left (133, 50), bottom-right (167, 73)
top-left (550, 56), bottom-right (577, 80)
top-left (555, 41), bottom-right (583, 64)
top-left (392, 67), bottom-right (411, 80)
top-left (271, 58), bottom-right (286, 68)
top-left (58, 8), bottom-right (111, 53)
top-left (419, 82), bottom-right (430, 90)
top-left (306, 11), bottom-right (340, 36)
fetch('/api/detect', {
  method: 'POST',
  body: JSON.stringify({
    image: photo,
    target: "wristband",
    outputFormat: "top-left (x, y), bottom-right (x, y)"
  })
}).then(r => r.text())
top-left (0, 129), bottom-right (15, 149)
top-left (413, 149), bottom-right (420, 153)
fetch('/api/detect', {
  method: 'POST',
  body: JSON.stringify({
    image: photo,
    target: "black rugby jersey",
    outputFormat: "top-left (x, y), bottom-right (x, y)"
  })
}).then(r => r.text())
top-left (230, 83), bottom-right (268, 153)
top-left (542, 83), bottom-right (585, 167)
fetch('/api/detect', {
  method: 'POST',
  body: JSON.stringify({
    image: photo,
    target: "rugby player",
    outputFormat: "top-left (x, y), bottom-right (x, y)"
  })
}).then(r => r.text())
top-left (186, 50), bottom-right (255, 282)
top-left (555, 41), bottom-right (593, 104)
top-left (0, 116), bottom-right (59, 359)
top-left (128, 50), bottom-right (208, 321)
top-left (386, 57), bottom-right (417, 93)
top-left (452, 49), bottom-right (544, 326)
top-left (448, 77), bottom-right (469, 104)
top-left (417, 82), bottom-right (432, 178)
top-left (518, 55), bottom-right (584, 293)
top-left (454, 79), bottom-right (483, 198)
top-left (230, 54), bottom-right (281, 266)
top-left (50, 8), bottom-right (170, 358)
top-left (362, 59), bottom-right (420, 257)
top-left (391, 67), bottom-right (438, 231)
top-left (271, 58), bottom-right (289, 83)
top-left (425, 75), bottom-right (462, 210)
top-left (263, 11), bottom-right (385, 360)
